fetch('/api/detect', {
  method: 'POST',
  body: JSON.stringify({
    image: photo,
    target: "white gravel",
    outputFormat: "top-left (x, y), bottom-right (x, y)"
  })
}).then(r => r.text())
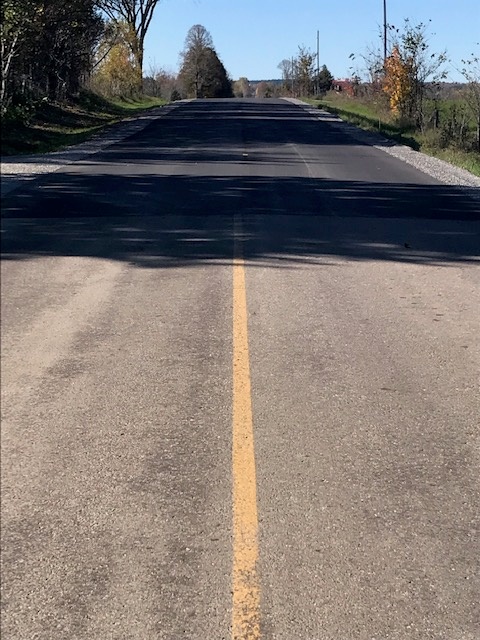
top-left (2, 98), bottom-right (479, 199)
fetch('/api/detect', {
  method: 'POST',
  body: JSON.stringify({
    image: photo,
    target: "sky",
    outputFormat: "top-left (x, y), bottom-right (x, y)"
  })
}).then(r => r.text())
top-left (143, 0), bottom-right (479, 83)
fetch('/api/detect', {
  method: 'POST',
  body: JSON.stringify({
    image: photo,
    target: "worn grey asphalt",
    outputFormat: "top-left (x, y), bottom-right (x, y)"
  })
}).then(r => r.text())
top-left (1, 99), bottom-right (479, 639)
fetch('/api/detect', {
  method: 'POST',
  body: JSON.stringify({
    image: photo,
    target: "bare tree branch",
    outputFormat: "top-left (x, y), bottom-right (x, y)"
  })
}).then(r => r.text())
top-left (95, 0), bottom-right (161, 73)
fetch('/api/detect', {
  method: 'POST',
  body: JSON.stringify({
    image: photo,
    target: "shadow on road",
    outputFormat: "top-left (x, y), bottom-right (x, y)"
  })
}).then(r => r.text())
top-left (2, 99), bottom-right (479, 269)
top-left (2, 174), bottom-right (479, 269)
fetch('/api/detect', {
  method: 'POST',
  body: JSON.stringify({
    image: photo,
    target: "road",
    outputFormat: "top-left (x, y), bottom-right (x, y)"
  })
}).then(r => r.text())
top-left (1, 98), bottom-right (479, 640)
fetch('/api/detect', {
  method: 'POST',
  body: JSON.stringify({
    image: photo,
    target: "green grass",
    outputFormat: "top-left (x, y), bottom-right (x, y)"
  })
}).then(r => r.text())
top-left (306, 94), bottom-right (480, 177)
top-left (1, 92), bottom-right (167, 156)
top-left (421, 147), bottom-right (480, 176)
top-left (108, 95), bottom-right (166, 111)
top-left (312, 99), bottom-right (420, 149)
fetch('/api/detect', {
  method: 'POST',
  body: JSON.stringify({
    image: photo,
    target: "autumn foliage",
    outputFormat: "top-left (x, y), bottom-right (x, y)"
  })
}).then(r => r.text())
top-left (383, 46), bottom-right (413, 115)
top-left (92, 22), bottom-right (141, 97)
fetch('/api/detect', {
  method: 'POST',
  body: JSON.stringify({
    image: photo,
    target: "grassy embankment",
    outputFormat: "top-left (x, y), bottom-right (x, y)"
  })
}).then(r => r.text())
top-left (306, 94), bottom-right (480, 178)
top-left (1, 92), bottom-right (167, 156)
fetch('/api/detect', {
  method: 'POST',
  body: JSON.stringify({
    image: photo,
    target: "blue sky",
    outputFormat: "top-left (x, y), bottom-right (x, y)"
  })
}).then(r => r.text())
top-left (143, 0), bottom-right (479, 82)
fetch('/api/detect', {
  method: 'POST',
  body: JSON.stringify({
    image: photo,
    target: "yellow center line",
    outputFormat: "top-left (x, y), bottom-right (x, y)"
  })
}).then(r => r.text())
top-left (232, 214), bottom-right (261, 640)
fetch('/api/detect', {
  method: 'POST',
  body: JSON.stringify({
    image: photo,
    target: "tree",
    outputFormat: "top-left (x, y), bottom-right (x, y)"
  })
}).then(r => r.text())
top-left (0, 0), bottom-right (36, 109)
top-left (385, 19), bottom-right (447, 127)
top-left (233, 77), bottom-right (250, 98)
top-left (96, 0), bottom-right (161, 79)
top-left (91, 21), bottom-right (140, 96)
top-left (383, 45), bottom-right (412, 114)
top-left (178, 25), bottom-right (232, 98)
top-left (201, 48), bottom-right (232, 98)
top-left (1, 0), bottom-right (104, 108)
top-left (179, 24), bottom-right (213, 98)
top-left (460, 50), bottom-right (480, 151)
top-left (357, 43), bottom-right (384, 86)
top-left (278, 48), bottom-right (330, 98)
top-left (38, 0), bottom-right (104, 98)
top-left (255, 81), bottom-right (270, 98)
top-left (278, 58), bottom-right (294, 94)
top-left (295, 46), bottom-right (316, 97)
top-left (143, 64), bottom-right (178, 99)
top-left (316, 64), bottom-right (333, 96)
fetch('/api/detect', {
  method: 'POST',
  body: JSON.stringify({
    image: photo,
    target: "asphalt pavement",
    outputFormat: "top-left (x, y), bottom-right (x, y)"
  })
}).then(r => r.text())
top-left (1, 98), bottom-right (479, 640)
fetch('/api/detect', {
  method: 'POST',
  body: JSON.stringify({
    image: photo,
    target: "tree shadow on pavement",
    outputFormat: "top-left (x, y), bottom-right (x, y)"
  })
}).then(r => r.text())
top-left (2, 170), bottom-right (479, 269)
top-left (2, 98), bottom-right (479, 268)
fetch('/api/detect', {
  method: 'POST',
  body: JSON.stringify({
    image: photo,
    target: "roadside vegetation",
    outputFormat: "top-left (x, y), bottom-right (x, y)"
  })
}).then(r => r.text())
top-left (309, 92), bottom-right (480, 177)
top-left (268, 20), bottom-right (480, 177)
top-left (1, 0), bottom-right (231, 156)
top-left (1, 92), bottom-right (166, 155)
top-left (308, 19), bottom-right (480, 177)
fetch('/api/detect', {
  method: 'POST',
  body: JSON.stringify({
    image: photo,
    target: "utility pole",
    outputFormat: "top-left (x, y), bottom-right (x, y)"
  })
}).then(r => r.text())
top-left (291, 56), bottom-right (295, 96)
top-left (316, 30), bottom-right (320, 96)
top-left (383, 0), bottom-right (387, 65)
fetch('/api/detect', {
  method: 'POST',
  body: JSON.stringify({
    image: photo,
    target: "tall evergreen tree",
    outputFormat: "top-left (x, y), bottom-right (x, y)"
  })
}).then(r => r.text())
top-left (317, 64), bottom-right (334, 95)
top-left (178, 25), bottom-right (232, 98)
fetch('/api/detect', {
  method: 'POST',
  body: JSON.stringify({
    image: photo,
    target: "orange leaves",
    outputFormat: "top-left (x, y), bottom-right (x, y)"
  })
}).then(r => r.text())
top-left (383, 46), bottom-right (413, 115)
